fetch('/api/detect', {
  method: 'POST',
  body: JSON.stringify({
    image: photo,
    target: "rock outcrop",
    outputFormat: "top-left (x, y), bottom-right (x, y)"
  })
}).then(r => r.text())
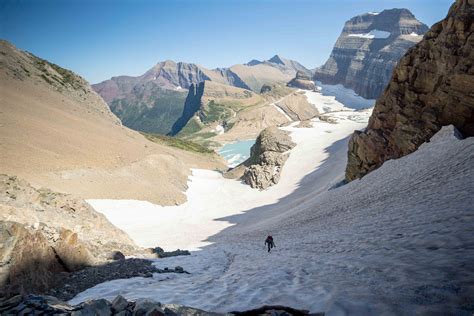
top-left (275, 91), bottom-right (319, 121)
top-left (0, 175), bottom-right (142, 296)
top-left (287, 70), bottom-right (316, 90)
top-left (314, 9), bottom-right (429, 99)
top-left (345, 0), bottom-right (474, 181)
top-left (226, 127), bottom-right (296, 190)
top-left (0, 295), bottom-right (321, 315)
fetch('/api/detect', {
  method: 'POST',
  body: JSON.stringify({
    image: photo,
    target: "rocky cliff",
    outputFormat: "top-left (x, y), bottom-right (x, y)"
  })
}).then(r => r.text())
top-left (0, 175), bottom-right (141, 295)
top-left (345, 0), bottom-right (474, 181)
top-left (314, 9), bottom-right (429, 99)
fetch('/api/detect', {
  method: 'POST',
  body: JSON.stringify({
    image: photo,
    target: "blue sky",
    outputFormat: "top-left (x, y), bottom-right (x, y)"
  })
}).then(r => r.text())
top-left (1, 0), bottom-right (453, 84)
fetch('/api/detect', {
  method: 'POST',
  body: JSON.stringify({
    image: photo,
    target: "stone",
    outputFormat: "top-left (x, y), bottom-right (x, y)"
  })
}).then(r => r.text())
top-left (80, 299), bottom-right (111, 316)
top-left (345, 0), bottom-right (474, 181)
top-left (108, 251), bottom-right (126, 261)
top-left (145, 307), bottom-right (165, 316)
top-left (133, 298), bottom-right (161, 316)
top-left (151, 247), bottom-right (164, 254)
top-left (154, 249), bottom-right (190, 258)
top-left (174, 266), bottom-right (184, 273)
top-left (112, 295), bottom-right (129, 312)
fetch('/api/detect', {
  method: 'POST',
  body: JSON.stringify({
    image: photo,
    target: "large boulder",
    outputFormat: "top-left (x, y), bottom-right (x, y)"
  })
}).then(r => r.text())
top-left (345, 0), bottom-right (474, 181)
top-left (227, 127), bottom-right (296, 190)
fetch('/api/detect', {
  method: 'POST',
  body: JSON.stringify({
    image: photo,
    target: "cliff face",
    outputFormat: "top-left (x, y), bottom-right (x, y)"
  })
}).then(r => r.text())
top-left (170, 82), bottom-right (205, 135)
top-left (314, 9), bottom-right (429, 99)
top-left (345, 0), bottom-right (474, 181)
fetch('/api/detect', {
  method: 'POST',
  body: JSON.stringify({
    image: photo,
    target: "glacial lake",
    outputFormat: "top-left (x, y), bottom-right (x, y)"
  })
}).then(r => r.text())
top-left (218, 139), bottom-right (255, 167)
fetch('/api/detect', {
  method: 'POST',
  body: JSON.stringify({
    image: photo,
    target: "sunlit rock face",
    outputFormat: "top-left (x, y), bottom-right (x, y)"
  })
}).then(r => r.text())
top-left (345, 0), bottom-right (474, 181)
top-left (314, 8), bottom-right (429, 99)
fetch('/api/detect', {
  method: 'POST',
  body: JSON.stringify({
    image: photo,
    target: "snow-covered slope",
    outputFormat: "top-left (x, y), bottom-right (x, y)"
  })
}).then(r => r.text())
top-left (74, 125), bottom-right (474, 315)
top-left (87, 108), bottom-right (371, 250)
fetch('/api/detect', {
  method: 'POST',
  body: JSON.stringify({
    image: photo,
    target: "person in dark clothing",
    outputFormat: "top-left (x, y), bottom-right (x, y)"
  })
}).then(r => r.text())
top-left (265, 235), bottom-right (275, 252)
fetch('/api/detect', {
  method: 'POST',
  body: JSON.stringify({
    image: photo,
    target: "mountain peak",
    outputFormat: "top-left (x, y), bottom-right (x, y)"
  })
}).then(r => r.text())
top-left (246, 59), bottom-right (262, 66)
top-left (268, 55), bottom-right (286, 65)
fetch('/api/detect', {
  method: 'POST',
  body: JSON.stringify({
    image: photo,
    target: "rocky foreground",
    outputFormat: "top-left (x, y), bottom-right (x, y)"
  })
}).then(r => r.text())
top-left (0, 295), bottom-right (324, 315)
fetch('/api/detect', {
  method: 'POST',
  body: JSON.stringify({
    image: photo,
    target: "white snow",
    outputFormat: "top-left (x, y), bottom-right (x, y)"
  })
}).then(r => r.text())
top-left (409, 32), bottom-right (421, 36)
top-left (347, 29), bottom-right (391, 39)
top-left (305, 83), bottom-right (375, 113)
top-left (74, 123), bottom-right (474, 314)
top-left (86, 110), bottom-right (371, 251)
top-left (304, 90), bottom-right (349, 113)
top-left (73, 85), bottom-right (473, 314)
top-left (176, 86), bottom-right (183, 90)
top-left (213, 124), bottom-right (225, 135)
top-left (367, 12), bottom-right (379, 15)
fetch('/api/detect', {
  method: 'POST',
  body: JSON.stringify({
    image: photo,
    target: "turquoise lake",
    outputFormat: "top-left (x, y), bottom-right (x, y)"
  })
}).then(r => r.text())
top-left (218, 140), bottom-right (255, 167)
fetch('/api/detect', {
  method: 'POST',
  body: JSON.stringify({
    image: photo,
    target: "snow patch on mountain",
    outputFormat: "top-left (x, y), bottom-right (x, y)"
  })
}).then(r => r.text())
top-left (347, 29), bottom-right (391, 39)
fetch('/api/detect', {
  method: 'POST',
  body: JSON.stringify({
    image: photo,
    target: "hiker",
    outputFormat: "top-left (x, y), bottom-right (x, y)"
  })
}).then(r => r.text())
top-left (264, 235), bottom-right (275, 252)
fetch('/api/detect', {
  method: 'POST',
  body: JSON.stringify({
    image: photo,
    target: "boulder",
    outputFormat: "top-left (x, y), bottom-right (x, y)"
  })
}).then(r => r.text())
top-left (237, 127), bottom-right (296, 190)
top-left (107, 251), bottom-right (126, 261)
top-left (345, 0), bottom-right (474, 181)
top-left (111, 295), bottom-right (129, 313)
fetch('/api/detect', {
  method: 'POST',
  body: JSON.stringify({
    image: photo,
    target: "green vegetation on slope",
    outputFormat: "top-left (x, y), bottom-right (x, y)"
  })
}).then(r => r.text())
top-left (141, 132), bottom-right (214, 154)
top-left (31, 55), bottom-right (86, 91)
top-left (199, 100), bottom-right (235, 124)
top-left (177, 116), bottom-right (204, 137)
top-left (110, 88), bottom-right (187, 135)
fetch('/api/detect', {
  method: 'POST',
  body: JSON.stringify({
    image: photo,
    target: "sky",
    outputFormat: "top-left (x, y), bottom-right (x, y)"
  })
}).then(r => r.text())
top-left (1, 0), bottom-right (453, 84)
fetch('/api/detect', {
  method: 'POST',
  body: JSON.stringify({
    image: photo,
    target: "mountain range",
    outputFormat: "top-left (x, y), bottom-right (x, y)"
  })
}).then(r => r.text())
top-left (93, 8), bottom-right (428, 139)
top-left (92, 55), bottom-right (309, 135)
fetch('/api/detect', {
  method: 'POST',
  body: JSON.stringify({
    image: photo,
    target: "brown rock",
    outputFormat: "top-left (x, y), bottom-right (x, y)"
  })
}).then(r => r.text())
top-left (287, 70), bottom-right (317, 91)
top-left (345, 0), bottom-right (474, 181)
top-left (239, 127), bottom-right (296, 190)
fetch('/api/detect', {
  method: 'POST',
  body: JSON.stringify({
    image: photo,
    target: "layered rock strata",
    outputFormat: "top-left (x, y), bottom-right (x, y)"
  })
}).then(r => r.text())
top-left (345, 0), bottom-right (474, 181)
